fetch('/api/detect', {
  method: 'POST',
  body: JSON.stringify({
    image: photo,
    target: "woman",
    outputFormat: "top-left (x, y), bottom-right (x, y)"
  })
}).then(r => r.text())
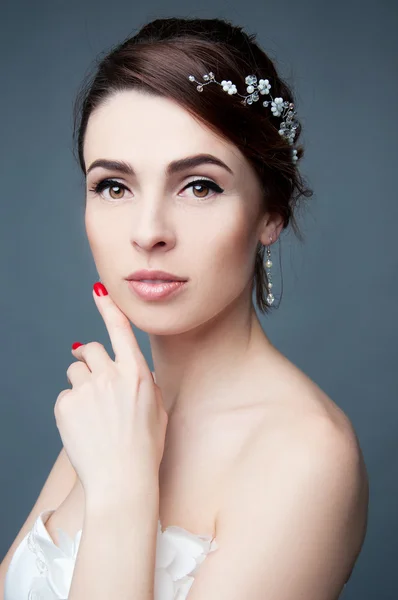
top-left (2, 16), bottom-right (368, 600)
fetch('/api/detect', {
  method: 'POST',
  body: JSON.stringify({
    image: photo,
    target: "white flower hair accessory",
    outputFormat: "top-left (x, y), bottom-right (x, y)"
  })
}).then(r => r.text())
top-left (188, 72), bottom-right (299, 164)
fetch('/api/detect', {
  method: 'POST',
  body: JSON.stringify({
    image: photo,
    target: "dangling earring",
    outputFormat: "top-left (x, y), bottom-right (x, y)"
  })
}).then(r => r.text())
top-left (265, 237), bottom-right (274, 306)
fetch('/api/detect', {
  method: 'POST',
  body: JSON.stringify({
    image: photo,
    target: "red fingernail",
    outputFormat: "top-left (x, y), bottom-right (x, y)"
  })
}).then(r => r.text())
top-left (93, 282), bottom-right (108, 296)
top-left (72, 342), bottom-right (83, 350)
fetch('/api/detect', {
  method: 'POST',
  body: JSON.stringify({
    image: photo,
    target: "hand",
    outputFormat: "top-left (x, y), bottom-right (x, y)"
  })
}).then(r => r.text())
top-left (54, 282), bottom-right (168, 500)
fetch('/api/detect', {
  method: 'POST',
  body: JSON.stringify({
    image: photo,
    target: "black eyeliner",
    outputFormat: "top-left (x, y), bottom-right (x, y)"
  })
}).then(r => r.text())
top-left (88, 178), bottom-right (224, 196)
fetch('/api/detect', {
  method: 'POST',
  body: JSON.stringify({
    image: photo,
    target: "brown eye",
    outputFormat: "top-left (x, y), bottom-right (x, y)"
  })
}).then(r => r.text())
top-left (89, 179), bottom-right (129, 202)
top-left (184, 179), bottom-right (224, 201)
top-left (108, 184), bottom-right (125, 200)
top-left (192, 183), bottom-right (210, 198)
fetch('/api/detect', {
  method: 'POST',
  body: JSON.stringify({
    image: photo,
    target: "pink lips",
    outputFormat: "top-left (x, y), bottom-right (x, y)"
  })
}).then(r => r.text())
top-left (126, 269), bottom-right (187, 282)
top-left (127, 279), bottom-right (187, 300)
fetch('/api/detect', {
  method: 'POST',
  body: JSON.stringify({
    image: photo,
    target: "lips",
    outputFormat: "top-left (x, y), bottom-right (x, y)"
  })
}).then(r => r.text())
top-left (126, 269), bottom-right (187, 282)
top-left (139, 280), bottom-right (175, 284)
top-left (127, 278), bottom-right (187, 300)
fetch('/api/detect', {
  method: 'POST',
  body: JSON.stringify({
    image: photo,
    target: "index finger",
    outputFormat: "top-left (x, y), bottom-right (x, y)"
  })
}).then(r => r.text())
top-left (92, 282), bottom-right (146, 371)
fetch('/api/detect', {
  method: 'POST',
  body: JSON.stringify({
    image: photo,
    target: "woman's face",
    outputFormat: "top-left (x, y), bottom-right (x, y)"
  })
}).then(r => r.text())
top-left (83, 89), bottom-right (270, 334)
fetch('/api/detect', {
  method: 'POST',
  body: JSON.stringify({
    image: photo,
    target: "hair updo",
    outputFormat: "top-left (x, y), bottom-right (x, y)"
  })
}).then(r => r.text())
top-left (73, 17), bottom-right (313, 314)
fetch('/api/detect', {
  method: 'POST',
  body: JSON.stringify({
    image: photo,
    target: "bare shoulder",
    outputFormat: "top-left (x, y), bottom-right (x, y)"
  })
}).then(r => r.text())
top-left (176, 353), bottom-right (369, 599)
top-left (191, 401), bottom-right (369, 599)
top-left (216, 356), bottom-right (369, 584)
top-left (258, 354), bottom-right (369, 519)
top-left (226, 391), bottom-right (369, 516)
top-left (247, 347), bottom-right (367, 460)
top-left (249, 405), bottom-right (369, 505)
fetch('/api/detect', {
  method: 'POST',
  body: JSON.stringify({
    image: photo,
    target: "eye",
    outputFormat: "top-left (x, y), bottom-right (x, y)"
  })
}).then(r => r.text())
top-left (88, 179), bottom-right (130, 202)
top-left (181, 178), bottom-right (224, 200)
top-left (88, 177), bottom-right (224, 202)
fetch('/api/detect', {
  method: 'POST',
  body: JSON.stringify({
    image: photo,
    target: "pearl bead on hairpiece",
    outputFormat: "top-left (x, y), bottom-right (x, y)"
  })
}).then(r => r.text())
top-left (188, 72), bottom-right (299, 165)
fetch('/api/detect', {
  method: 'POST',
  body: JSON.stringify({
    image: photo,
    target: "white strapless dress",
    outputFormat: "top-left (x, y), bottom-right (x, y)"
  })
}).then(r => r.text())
top-left (4, 508), bottom-right (218, 600)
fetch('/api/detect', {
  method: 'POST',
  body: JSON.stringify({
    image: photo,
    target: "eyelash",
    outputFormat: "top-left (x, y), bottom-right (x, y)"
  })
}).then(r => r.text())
top-left (88, 178), bottom-right (224, 202)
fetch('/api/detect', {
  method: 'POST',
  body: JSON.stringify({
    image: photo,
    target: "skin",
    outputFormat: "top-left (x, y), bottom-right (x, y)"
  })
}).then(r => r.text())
top-left (33, 88), bottom-right (367, 599)
top-left (83, 88), bottom-right (285, 422)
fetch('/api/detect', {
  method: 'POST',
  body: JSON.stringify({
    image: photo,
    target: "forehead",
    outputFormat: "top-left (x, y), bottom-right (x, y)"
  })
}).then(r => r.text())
top-left (83, 89), bottom-right (243, 173)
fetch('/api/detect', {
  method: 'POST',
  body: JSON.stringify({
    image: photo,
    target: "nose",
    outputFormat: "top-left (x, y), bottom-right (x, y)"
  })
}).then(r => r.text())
top-left (129, 205), bottom-right (176, 254)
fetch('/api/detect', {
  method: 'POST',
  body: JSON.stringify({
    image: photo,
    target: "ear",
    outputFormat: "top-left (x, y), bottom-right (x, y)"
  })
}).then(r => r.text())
top-left (258, 214), bottom-right (285, 246)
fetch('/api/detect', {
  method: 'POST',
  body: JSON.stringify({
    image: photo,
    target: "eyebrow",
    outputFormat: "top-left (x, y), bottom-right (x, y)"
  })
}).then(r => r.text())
top-left (85, 153), bottom-right (234, 178)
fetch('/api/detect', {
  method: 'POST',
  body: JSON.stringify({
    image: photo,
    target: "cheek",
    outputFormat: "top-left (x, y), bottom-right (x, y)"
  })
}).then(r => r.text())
top-left (200, 213), bottom-right (256, 285)
top-left (85, 210), bottom-right (122, 265)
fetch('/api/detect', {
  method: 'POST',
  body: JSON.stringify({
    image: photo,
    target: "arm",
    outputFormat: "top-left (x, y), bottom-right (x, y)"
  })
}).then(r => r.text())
top-left (185, 417), bottom-right (368, 600)
top-left (68, 481), bottom-right (159, 600)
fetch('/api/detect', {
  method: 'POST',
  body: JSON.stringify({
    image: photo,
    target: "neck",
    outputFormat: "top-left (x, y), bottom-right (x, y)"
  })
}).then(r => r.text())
top-left (149, 287), bottom-right (274, 419)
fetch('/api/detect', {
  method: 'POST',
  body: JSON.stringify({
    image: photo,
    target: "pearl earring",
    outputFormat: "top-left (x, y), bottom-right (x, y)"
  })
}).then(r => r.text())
top-left (265, 237), bottom-right (274, 306)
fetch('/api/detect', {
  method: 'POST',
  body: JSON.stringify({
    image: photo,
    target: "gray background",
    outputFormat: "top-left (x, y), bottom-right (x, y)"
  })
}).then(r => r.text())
top-left (1, 0), bottom-right (397, 597)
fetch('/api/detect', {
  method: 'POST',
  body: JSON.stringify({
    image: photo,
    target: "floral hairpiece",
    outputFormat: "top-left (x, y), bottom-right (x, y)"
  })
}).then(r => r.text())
top-left (188, 72), bottom-right (299, 164)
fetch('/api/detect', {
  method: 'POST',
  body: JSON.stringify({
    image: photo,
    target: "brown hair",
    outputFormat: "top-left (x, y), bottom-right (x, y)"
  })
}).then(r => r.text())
top-left (72, 17), bottom-right (313, 313)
